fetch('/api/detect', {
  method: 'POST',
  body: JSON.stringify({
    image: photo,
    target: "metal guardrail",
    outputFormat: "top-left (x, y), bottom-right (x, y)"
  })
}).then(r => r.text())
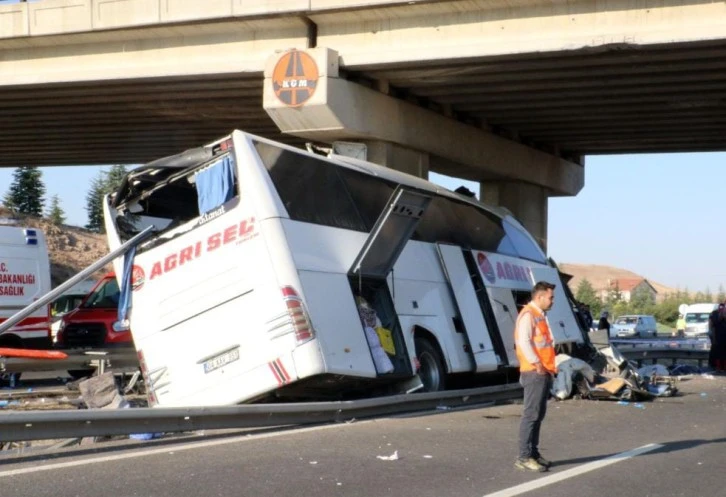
top-left (0, 383), bottom-right (522, 442)
top-left (0, 348), bottom-right (138, 373)
top-left (610, 338), bottom-right (710, 350)
top-left (610, 338), bottom-right (709, 365)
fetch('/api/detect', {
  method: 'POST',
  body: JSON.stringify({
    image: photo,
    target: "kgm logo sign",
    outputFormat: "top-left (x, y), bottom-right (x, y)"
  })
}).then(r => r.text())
top-left (272, 50), bottom-right (319, 107)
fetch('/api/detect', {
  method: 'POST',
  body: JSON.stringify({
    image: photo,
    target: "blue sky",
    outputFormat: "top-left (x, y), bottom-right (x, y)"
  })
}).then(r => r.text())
top-left (433, 152), bottom-right (726, 292)
top-left (1, 153), bottom-right (722, 291)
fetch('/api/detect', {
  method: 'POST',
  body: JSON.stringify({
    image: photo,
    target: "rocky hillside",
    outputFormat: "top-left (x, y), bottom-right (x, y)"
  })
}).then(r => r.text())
top-left (0, 208), bottom-right (111, 287)
top-left (559, 263), bottom-right (678, 298)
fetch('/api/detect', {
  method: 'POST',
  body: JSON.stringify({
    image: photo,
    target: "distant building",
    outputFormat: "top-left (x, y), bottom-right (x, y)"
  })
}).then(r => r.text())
top-left (598, 278), bottom-right (658, 303)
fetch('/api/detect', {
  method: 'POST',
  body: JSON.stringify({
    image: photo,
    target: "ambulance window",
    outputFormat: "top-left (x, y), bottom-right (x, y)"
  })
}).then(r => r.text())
top-left (256, 142), bottom-right (367, 232)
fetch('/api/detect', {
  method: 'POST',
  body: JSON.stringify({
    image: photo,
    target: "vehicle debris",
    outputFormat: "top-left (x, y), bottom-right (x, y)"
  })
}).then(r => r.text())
top-left (376, 450), bottom-right (399, 461)
top-left (552, 335), bottom-right (679, 402)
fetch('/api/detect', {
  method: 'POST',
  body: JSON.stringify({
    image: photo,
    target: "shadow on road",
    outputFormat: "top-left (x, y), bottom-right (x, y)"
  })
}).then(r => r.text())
top-left (551, 437), bottom-right (726, 468)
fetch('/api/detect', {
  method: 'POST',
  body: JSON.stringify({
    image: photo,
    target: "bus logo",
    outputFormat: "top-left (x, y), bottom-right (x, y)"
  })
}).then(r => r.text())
top-left (132, 265), bottom-right (146, 291)
top-left (272, 50), bottom-right (319, 107)
top-left (477, 252), bottom-right (496, 284)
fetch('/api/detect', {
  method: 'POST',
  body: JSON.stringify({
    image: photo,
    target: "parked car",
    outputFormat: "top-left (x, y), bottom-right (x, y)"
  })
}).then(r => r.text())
top-left (612, 315), bottom-right (658, 338)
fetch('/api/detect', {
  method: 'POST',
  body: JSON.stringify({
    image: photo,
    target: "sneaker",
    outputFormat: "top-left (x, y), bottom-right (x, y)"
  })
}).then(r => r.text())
top-left (514, 458), bottom-right (547, 472)
top-left (533, 455), bottom-right (552, 467)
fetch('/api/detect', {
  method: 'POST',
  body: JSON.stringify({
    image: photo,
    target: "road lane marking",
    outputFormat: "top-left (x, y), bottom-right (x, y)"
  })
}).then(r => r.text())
top-left (483, 443), bottom-right (664, 497)
top-left (0, 421), bottom-right (368, 478)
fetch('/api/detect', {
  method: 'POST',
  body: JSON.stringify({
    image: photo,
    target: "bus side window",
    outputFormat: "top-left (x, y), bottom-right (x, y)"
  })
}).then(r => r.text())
top-left (256, 141), bottom-right (367, 232)
top-left (195, 155), bottom-right (238, 215)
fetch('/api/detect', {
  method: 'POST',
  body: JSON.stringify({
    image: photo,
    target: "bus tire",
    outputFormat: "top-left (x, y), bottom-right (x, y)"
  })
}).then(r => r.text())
top-left (415, 337), bottom-right (446, 392)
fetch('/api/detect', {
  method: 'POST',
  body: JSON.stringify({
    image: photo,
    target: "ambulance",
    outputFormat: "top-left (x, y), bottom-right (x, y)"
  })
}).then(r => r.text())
top-left (103, 131), bottom-right (587, 407)
top-left (0, 225), bottom-right (52, 349)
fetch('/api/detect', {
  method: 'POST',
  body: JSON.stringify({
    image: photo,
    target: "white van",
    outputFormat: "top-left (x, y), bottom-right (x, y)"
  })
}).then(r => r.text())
top-left (103, 131), bottom-right (586, 407)
top-left (0, 225), bottom-right (52, 349)
top-left (683, 303), bottom-right (718, 338)
top-left (612, 315), bottom-right (658, 338)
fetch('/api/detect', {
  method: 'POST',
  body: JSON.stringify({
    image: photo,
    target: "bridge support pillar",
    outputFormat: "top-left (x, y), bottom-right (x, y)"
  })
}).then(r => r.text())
top-left (263, 47), bottom-right (584, 246)
top-left (481, 181), bottom-right (549, 250)
top-left (360, 141), bottom-right (429, 179)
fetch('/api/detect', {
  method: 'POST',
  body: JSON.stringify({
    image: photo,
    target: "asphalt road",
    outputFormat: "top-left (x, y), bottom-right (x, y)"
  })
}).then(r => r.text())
top-left (0, 375), bottom-right (724, 497)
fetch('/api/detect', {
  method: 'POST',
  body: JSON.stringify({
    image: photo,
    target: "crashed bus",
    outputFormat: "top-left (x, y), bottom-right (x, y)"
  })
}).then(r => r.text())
top-left (103, 131), bottom-right (587, 407)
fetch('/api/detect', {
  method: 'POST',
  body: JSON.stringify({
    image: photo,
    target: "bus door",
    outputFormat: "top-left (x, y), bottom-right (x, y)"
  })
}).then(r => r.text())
top-left (349, 186), bottom-right (432, 377)
top-left (436, 244), bottom-right (498, 372)
top-left (480, 286), bottom-right (519, 367)
top-left (528, 267), bottom-right (583, 344)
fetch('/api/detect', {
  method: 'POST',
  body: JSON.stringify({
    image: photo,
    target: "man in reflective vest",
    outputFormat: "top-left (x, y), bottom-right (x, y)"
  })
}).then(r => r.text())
top-left (514, 281), bottom-right (557, 472)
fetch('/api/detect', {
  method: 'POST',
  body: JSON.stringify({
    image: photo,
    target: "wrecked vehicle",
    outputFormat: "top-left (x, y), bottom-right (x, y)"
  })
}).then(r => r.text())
top-left (103, 131), bottom-right (590, 407)
top-left (551, 330), bottom-right (678, 402)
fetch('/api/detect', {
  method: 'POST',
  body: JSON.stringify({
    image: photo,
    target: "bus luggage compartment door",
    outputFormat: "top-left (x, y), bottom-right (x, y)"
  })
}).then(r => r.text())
top-left (528, 267), bottom-right (583, 344)
top-left (349, 186), bottom-right (432, 378)
top-left (436, 244), bottom-right (498, 373)
top-left (349, 186), bottom-right (431, 279)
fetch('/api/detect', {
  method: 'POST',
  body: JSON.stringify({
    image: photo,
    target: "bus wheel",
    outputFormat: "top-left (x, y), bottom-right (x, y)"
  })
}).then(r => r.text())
top-left (415, 338), bottom-right (446, 392)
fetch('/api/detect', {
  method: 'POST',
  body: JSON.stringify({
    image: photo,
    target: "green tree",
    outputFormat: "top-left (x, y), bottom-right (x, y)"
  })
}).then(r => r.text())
top-left (611, 301), bottom-right (629, 321)
top-left (4, 167), bottom-right (45, 216)
top-left (654, 293), bottom-right (680, 327)
top-left (675, 288), bottom-right (691, 306)
top-left (606, 282), bottom-right (623, 309)
top-left (85, 165), bottom-right (129, 233)
top-left (85, 173), bottom-right (106, 232)
top-left (46, 194), bottom-right (66, 226)
top-left (717, 284), bottom-right (725, 303)
top-left (630, 286), bottom-right (655, 314)
top-left (693, 291), bottom-right (706, 303)
top-left (105, 165), bottom-right (128, 193)
top-left (575, 278), bottom-right (601, 318)
top-left (575, 278), bottom-right (597, 306)
top-left (704, 287), bottom-right (713, 303)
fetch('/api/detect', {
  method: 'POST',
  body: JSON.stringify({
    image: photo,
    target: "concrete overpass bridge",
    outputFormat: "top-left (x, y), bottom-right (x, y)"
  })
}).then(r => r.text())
top-left (2, 0), bottom-right (726, 242)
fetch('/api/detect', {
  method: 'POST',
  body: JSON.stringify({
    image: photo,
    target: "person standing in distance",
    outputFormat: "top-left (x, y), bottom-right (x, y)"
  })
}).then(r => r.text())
top-left (514, 281), bottom-right (557, 472)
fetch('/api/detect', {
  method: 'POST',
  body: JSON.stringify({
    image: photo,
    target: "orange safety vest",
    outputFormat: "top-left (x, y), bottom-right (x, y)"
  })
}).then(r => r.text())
top-left (514, 303), bottom-right (557, 374)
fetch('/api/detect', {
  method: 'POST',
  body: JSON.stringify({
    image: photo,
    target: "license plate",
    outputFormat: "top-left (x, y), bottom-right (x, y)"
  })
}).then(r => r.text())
top-left (203, 348), bottom-right (240, 374)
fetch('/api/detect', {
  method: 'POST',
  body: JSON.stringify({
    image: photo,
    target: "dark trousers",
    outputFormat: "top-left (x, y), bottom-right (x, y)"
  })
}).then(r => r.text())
top-left (518, 371), bottom-right (552, 460)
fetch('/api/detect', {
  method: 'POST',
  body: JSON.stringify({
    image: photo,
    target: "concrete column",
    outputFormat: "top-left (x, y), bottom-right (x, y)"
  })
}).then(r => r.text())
top-left (263, 48), bottom-right (583, 197)
top-left (362, 141), bottom-right (429, 179)
top-left (481, 181), bottom-right (549, 251)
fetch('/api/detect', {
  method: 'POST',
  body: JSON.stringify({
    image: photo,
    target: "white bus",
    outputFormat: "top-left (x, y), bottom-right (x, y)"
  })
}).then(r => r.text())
top-left (0, 225), bottom-right (52, 350)
top-left (103, 131), bottom-right (586, 407)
